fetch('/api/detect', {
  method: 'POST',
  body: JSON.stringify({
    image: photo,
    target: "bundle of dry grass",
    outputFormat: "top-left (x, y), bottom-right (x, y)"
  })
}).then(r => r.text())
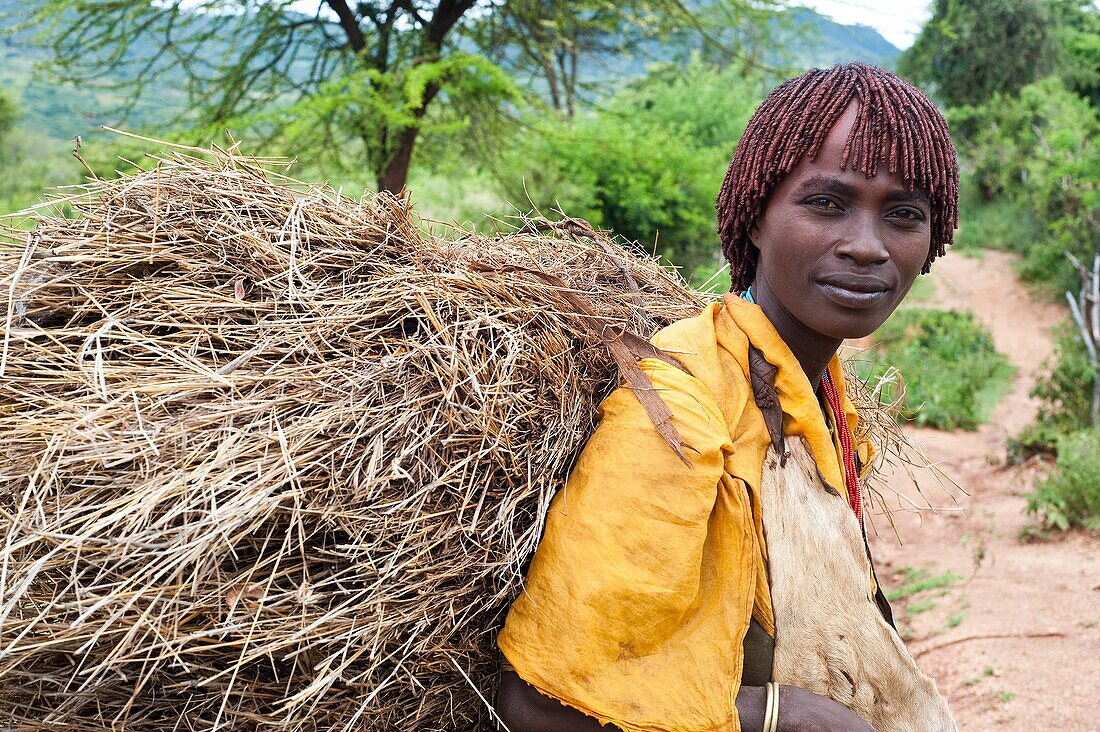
top-left (0, 139), bottom-right (933, 731)
top-left (0, 140), bottom-right (706, 730)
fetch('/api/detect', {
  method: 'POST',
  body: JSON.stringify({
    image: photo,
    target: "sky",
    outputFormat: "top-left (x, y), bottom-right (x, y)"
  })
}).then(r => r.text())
top-left (795, 0), bottom-right (932, 49)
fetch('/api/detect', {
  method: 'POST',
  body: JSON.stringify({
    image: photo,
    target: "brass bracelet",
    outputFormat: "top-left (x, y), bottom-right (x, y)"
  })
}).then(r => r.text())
top-left (763, 681), bottom-right (780, 732)
top-left (762, 682), bottom-right (773, 732)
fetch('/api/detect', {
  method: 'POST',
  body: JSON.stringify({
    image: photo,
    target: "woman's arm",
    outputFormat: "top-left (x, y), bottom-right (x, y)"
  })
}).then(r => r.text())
top-left (495, 670), bottom-right (615, 732)
top-left (495, 671), bottom-right (874, 732)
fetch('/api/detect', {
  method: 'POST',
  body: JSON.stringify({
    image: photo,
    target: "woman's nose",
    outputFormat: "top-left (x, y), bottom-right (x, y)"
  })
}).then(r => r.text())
top-left (834, 218), bottom-right (889, 265)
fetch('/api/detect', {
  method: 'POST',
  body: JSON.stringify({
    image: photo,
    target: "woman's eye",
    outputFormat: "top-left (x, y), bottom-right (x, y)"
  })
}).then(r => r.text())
top-left (806, 196), bottom-right (841, 210)
top-left (889, 207), bottom-right (927, 222)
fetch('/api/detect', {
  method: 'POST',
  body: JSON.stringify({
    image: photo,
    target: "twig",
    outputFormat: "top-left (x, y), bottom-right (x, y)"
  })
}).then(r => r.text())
top-left (914, 631), bottom-right (1065, 659)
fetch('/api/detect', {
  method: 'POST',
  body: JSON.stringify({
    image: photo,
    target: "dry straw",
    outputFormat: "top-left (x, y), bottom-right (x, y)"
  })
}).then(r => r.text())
top-left (0, 138), bottom-right (933, 730)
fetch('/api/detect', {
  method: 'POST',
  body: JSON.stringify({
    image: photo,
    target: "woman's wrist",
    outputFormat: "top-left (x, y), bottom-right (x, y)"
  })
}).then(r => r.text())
top-left (768, 684), bottom-right (874, 732)
top-left (734, 685), bottom-right (767, 732)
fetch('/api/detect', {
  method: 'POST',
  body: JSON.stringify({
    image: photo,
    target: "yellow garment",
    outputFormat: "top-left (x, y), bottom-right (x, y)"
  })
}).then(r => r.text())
top-left (497, 294), bottom-right (873, 732)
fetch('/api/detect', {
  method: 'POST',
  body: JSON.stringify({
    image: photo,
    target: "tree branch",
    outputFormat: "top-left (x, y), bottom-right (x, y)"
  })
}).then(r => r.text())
top-left (395, 0), bottom-right (429, 28)
top-left (322, 0), bottom-right (368, 52)
top-left (426, 0), bottom-right (479, 48)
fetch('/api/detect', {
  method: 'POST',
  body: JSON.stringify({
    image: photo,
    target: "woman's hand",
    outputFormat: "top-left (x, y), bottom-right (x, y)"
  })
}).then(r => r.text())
top-left (776, 685), bottom-right (874, 732)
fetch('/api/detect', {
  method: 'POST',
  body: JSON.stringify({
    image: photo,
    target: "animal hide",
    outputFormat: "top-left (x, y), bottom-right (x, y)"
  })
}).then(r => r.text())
top-left (760, 438), bottom-right (957, 732)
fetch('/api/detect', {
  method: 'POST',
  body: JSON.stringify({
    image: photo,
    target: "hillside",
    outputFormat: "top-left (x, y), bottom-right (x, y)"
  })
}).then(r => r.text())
top-left (0, 9), bottom-right (183, 139)
top-left (783, 7), bottom-right (900, 68)
top-left (0, 2), bottom-right (899, 142)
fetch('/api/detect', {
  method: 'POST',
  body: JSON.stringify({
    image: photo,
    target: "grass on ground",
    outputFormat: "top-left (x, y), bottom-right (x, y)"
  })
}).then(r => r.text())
top-left (856, 308), bottom-right (1014, 431)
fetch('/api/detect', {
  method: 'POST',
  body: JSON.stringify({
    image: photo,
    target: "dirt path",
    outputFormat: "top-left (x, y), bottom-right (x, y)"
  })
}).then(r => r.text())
top-left (868, 251), bottom-right (1100, 730)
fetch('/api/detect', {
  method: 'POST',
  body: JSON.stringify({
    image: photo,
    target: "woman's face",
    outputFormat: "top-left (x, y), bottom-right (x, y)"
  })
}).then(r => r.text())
top-left (751, 105), bottom-right (932, 342)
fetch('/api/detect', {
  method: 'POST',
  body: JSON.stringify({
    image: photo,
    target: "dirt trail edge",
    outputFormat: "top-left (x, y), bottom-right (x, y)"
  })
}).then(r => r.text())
top-left (867, 251), bottom-right (1100, 731)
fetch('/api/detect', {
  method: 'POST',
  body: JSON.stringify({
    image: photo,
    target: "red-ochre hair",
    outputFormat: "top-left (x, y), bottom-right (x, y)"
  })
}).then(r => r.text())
top-left (717, 62), bottom-right (959, 292)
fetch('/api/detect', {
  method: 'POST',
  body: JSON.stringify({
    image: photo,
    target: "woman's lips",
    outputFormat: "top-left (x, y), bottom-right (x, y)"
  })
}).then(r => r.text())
top-left (816, 280), bottom-right (891, 309)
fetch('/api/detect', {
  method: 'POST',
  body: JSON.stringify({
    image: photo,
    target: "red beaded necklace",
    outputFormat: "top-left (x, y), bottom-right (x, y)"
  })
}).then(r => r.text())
top-left (820, 369), bottom-right (863, 525)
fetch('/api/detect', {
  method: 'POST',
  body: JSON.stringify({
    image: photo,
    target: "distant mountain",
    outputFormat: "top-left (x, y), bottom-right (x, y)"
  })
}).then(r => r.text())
top-left (0, 1), bottom-right (192, 141)
top-left (0, 2), bottom-right (899, 142)
top-left (490, 5), bottom-right (901, 99)
top-left (780, 7), bottom-right (900, 68)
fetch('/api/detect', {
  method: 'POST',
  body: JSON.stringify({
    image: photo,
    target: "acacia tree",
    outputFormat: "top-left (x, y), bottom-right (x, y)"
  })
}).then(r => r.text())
top-left (473, 0), bottom-right (628, 117)
top-left (472, 0), bottom-right (782, 118)
top-left (25, 0), bottom-right (721, 191)
top-left (25, 0), bottom-right (522, 192)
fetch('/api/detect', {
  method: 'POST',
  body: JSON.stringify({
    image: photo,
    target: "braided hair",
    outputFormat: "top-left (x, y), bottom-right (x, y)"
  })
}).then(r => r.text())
top-left (716, 62), bottom-right (958, 292)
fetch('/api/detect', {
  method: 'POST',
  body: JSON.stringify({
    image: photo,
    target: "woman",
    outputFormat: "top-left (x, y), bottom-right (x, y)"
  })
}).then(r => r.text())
top-left (495, 62), bottom-right (958, 732)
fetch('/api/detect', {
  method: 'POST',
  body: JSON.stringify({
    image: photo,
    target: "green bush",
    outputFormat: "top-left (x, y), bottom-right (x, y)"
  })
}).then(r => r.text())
top-left (858, 309), bottom-right (1014, 430)
top-left (496, 60), bottom-right (764, 280)
top-left (948, 78), bottom-right (1100, 296)
top-left (953, 174), bottom-right (1043, 253)
top-left (1009, 327), bottom-right (1095, 459)
top-left (898, 0), bottom-right (1058, 108)
top-left (1029, 329), bottom-right (1095, 429)
top-left (1027, 428), bottom-right (1100, 531)
top-left (0, 130), bottom-right (81, 214)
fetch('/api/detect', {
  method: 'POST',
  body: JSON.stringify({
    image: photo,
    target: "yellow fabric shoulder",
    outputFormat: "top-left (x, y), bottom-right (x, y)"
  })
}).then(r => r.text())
top-left (497, 295), bottom-right (870, 732)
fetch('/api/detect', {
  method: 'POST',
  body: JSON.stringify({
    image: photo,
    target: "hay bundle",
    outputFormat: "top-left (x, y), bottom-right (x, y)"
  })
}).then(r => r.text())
top-left (0, 142), bottom-right (705, 730)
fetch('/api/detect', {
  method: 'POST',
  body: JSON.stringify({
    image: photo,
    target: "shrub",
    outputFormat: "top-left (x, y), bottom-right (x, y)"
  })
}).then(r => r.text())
top-left (953, 174), bottom-right (1043, 253)
top-left (497, 60), bottom-right (764, 280)
top-left (1027, 428), bottom-right (1100, 531)
top-left (1009, 327), bottom-right (1095, 459)
top-left (858, 309), bottom-right (1013, 430)
top-left (948, 78), bottom-right (1100, 297)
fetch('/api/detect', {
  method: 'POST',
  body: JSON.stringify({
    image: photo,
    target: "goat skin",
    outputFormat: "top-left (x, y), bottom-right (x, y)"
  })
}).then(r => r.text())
top-left (760, 438), bottom-right (957, 732)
